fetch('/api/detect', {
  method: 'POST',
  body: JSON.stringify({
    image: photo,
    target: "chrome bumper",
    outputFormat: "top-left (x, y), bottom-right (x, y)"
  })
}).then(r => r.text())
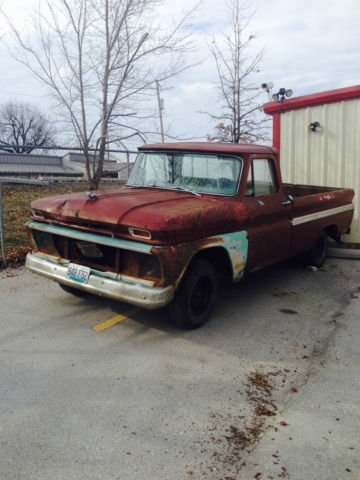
top-left (26, 253), bottom-right (174, 309)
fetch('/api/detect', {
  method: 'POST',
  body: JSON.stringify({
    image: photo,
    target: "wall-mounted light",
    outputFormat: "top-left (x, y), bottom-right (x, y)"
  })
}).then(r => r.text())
top-left (307, 121), bottom-right (321, 132)
top-left (272, 88), bottom-right (293, 102)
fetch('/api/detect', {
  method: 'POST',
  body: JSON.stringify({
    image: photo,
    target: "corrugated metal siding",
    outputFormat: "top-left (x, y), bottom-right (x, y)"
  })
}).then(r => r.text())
top-left (280, 98), bottom-right (360, 243)
top-left (0, 150), bottom-right (137, 179)
top-left (0, 164), bottom-right (80, 175)
top-left (0, 153), bottom-right (62, 165)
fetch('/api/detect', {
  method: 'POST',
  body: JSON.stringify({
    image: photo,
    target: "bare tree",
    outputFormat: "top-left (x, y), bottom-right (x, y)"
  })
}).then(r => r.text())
top-left (204, 0), bottom-right (269, 144)
top-left (2, 0), bottom-right (196, 189)
top-left (0, 102), bottom-right (56, 153)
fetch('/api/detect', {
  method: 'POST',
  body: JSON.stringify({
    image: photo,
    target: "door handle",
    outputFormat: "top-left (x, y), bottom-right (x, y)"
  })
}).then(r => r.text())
top-left (282, 200), bottom-right (291, 206)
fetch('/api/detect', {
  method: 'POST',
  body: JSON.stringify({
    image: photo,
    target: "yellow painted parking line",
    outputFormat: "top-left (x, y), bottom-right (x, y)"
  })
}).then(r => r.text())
top-left (92, 307), bottom-right (141, 332)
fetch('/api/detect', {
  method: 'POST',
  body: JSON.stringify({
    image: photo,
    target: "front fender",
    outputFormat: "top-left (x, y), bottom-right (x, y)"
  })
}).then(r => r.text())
top-left (152, 230), bottom-right (248, 289)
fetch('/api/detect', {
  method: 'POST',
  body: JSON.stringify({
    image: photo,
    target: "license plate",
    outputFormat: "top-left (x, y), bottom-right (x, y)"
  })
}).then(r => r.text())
top-left (66, 263), bottom-right (91, 284)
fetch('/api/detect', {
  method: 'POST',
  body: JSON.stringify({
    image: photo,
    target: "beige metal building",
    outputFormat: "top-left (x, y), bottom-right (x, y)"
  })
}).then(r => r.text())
top-left (264, 85), bottom-right (360, 244)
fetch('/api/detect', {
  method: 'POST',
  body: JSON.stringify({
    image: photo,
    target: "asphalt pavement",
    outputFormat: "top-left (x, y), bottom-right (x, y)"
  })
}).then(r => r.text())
top-left (0, 257), bottom-right (359, 480)
top-left (240, 269), bottom-right (360, 480)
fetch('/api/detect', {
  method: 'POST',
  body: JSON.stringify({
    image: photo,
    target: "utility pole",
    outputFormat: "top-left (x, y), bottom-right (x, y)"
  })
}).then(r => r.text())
top-left (0, 184), bottom-right (7, 269)
top-left (156, 80), bottom-right (165, 143)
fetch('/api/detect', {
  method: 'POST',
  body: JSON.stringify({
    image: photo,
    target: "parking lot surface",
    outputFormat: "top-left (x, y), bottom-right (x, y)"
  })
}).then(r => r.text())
top-left (1, 258), bottom-right (359, 479)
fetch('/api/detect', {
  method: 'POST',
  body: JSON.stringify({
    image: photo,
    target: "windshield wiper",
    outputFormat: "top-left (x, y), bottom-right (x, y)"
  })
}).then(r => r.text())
top-left (170, 186), bottom-right (202, 197)
top-left (127, 184), bottom-right (157, 189)
top-left (127, 184), bottom-right (201, 197)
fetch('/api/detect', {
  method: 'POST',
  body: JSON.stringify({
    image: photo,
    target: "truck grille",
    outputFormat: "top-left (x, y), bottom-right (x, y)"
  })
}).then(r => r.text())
top-left (31, 230), bottom-right (160, 282)
top-left (54, 235), bottom-right (115, 269)
top-left (75, 241), bottom-right (104, 259)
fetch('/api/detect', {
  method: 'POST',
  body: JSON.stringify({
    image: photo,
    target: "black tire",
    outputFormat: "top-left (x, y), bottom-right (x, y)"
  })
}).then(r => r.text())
top-left (59, 283), bottom-right (87, 297)
top-left (169, 259), bottom-right (218, 329)
top-left (304, 230), bottom-right (328, 267)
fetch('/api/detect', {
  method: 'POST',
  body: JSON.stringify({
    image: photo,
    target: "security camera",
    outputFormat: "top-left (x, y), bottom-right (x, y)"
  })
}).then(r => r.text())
top-left (261, 82), bottom-right (274, 102)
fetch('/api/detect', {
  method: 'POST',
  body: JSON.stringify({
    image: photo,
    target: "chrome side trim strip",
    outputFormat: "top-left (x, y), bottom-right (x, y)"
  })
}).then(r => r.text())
top-left (292, 204), bottom-right (354, 226)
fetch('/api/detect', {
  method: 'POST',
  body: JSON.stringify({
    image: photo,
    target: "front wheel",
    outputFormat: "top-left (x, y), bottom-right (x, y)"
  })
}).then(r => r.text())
top-left (169, 259), bottom-right (218, 329)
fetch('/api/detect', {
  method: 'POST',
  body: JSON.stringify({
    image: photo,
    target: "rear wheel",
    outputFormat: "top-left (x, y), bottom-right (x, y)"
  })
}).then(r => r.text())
top-left (169, 259), bottom-right (218, 329)
top-left (59, 283), bottom-right (87, 297)
top-left (304, 230), bottom-right (328, 267)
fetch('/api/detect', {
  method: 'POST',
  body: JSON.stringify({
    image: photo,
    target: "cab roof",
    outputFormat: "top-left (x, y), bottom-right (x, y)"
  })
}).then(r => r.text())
top-left (139, 142), bottom-right (277, 155)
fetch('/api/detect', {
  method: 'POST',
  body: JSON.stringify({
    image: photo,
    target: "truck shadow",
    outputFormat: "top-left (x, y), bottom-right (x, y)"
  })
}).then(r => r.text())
top-left (116, 257), bottom-right (354, 363)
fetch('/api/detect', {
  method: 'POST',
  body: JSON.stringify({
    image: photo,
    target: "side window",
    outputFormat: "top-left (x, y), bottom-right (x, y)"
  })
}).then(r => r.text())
top-left (245, 158), bottom-right (278, 196)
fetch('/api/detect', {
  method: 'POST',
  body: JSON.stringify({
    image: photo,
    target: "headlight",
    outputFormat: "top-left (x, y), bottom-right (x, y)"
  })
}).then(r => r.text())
top-left (31, 209), bottom-right (45, 219)
top-left (122, 250), bottom-right (160, 280)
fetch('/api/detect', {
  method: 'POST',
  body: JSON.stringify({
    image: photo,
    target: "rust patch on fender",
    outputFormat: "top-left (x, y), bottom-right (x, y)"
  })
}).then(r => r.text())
top-left (152, 231), bottom-right (248, 288)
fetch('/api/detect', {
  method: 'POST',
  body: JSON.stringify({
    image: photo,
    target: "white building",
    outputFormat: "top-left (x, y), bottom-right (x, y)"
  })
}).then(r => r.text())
top-left (264, 85), bottom-right (360, 245)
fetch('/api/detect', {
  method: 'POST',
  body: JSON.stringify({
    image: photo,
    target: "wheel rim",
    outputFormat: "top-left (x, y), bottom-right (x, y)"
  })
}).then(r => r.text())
top-left (190, 276), bottom-right (212, 316)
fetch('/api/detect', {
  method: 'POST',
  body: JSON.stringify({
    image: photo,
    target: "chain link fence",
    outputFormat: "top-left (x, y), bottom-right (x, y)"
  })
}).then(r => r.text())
top-left (0, 145), bottom-right (138, 182)
top-left (0, 145), bottom-right (139, 268)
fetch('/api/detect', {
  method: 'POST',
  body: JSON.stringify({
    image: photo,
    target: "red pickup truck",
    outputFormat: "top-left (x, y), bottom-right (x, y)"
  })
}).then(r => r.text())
top-left (26, 143), bottom-right (354, 328)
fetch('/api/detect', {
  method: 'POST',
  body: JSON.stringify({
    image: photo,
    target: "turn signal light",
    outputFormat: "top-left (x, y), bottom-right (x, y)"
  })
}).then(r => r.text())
top-left (128, 227), bottom-right (152, 239)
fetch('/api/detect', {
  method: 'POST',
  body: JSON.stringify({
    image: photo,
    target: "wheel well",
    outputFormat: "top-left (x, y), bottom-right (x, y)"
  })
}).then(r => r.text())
top-left (192, 247), bottom-right (233, 278)
top-left (324, 224), bottom-right (339, 241)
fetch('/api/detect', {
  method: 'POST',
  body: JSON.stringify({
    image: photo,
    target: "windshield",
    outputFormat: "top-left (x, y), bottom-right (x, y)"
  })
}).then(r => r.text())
top-left (127, 152), bottom-right (242, 195)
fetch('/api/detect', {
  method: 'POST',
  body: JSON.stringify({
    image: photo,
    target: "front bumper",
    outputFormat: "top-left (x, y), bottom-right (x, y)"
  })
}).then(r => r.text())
top-left (26, 253), bottom-right (174, 309)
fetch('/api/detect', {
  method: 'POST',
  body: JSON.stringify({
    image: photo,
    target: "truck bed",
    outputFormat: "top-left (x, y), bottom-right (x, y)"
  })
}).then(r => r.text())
top-left (283, 183), bottom-right (342, 198)
top-left (282, 183), bottom-right (354, 258)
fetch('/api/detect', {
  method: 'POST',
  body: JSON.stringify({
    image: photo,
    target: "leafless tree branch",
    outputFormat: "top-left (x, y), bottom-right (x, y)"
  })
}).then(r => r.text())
top-left (0, 102), bottom-right (57, 153)
top-left (1, 0), bottom-right (198, 188)
top-left (204, 0), bottom-right (270, 144)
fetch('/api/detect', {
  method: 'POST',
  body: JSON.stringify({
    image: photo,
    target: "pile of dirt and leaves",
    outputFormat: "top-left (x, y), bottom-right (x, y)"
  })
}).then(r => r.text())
top-left (2, 245), bottom-right (32, 268)
top-left (0, 182), bottom-right (117, 269)
top-left (189, 369), bottom-right (291, 479)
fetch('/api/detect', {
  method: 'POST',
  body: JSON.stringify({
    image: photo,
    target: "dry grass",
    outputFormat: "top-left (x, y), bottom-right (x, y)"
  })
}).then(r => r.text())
top-left (0, 182), bottom-right (117, 268)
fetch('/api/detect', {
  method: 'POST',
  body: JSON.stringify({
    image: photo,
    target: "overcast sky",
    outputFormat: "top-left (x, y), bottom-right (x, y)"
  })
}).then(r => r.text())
top-left (0, 0), bottom-right (359, 148)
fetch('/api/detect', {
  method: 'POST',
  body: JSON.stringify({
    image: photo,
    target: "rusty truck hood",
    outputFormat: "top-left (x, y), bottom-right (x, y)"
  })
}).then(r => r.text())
top-left (31, 186), bottom-right (248, 244)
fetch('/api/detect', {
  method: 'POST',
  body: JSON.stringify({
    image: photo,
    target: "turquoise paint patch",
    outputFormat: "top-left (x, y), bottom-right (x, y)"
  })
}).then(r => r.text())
top-left (93, 267), bottom-right (154, 287)
top-left (218, 231), bottom-right (248, 280)
top-left (28, 221), bottom-right (248, 283)
top-left (27, 221), bottom-right (153, 254)
top-left (206, 231), bottom-right (248, 280)
top-left (32, 251), bottom-right (70, 266)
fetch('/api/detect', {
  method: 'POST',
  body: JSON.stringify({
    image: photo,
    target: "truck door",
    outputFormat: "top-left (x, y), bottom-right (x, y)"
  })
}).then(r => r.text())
top-left (242, 157), bottom-right (293, 271)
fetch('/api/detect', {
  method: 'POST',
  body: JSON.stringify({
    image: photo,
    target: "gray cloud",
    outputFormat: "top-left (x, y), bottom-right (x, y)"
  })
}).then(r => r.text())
top-left (0, 0), bottom-right (359, 145)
